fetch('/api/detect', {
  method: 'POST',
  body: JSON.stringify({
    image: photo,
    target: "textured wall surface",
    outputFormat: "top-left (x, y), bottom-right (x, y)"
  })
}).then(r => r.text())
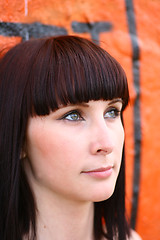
top-left (0, 0), bottom-right (160, 239)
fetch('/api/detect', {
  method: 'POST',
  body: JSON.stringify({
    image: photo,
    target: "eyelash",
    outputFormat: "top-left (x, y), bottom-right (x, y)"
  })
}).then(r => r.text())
top-left (60, 110), bottom-right (84, 121)
top-left (60, 107), bottom-right (121, 122)
top-left (104, 108), bottom-right (121, 119)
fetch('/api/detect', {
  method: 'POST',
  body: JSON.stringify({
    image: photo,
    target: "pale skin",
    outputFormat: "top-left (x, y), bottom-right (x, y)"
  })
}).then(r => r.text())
top-left (24, 99), bottom-right (141, 240)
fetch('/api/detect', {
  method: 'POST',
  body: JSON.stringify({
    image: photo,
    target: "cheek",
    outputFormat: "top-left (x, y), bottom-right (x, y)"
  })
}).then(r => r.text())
top-left (26, 133), bottom-right (65, 189)
top-left (114, 122), bottom-right (124, 150)
top-left (114, 123), bottom-right (124, 166)
top-left (26, 123), bottom-right (80, 178)
top-left (119, 128), bottom-right (125, 152)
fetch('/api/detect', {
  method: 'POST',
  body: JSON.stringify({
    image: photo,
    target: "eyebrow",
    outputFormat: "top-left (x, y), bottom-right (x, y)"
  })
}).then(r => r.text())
top-left (74, 103), bottom-right (89, 107)
top-left (58, 102), bottom-right (89, 110)
top-left (108, 99), bottom-right (123, 105)
top-left (73, 99), bottom-right (123, 107)
top-left (66, 102), bottom-right (90, 108)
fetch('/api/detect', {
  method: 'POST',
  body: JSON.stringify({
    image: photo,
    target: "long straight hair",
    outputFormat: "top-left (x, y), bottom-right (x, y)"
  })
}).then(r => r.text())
top-left (0, 35), bottom-right (130, 240)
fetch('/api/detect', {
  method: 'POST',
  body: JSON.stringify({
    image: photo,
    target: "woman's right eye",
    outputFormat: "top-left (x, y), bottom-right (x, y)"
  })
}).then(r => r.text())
top-left (61, 111), bottom-right (84, 121)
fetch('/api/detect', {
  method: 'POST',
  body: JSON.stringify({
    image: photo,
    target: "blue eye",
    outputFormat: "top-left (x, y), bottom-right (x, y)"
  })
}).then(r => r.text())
top-left (104, 108), bottom-right (121, 119)
top-left (62, 111), bottom-right (83, 121)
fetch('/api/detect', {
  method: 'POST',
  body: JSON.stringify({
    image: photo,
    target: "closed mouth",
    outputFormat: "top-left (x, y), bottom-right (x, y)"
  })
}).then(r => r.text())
top-left (81, 166), bottom-right (113, 173)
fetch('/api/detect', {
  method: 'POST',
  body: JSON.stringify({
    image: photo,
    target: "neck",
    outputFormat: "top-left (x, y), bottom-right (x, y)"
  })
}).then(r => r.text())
top-left (35, 194), bottom-right (94, 240)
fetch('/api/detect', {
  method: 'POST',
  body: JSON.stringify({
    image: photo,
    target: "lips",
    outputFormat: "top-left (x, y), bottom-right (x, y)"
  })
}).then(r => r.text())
top-left (81, 166), bottom-right (113, 178)
top-left (82, 166), bottom-right (113, 173)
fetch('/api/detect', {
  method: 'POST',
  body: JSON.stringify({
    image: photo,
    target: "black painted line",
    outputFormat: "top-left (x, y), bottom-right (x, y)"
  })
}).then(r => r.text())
top-left (72, 21), bottom-right (113, 44)
top-left (124, 0), bottom-right (141, 229)
top-left (0, 22), bottom-right (67, 41)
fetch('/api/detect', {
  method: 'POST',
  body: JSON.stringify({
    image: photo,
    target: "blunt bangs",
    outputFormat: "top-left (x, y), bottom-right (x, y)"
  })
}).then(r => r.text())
top-left (7, 36), bottom-right (129, 116)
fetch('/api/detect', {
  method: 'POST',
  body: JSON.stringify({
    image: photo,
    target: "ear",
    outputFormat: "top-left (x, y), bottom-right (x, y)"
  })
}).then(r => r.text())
top-left (20, 141), bottom-right (27, 159)
top-left (20, 149), bottom-right (27, 159)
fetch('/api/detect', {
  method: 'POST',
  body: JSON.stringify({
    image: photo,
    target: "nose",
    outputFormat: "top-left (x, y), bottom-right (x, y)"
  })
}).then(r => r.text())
top-left (89, 119), bottom-right (114, 155)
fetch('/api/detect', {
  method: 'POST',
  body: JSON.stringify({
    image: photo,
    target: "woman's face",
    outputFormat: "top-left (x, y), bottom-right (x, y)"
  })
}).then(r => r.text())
top-left (25, 99), bottom-right (124, 203)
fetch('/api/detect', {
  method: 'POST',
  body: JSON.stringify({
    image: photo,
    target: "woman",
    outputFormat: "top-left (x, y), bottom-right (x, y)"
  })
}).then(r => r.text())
top-left (0, 35), bottom-right (141, 240)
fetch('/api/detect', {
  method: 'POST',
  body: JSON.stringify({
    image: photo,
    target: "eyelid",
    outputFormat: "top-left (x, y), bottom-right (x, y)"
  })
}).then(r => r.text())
top-left (107, 105), bottom-right (122, 112)
top-left (58, 109), bottom-right (84, 121)
top-left (108, 101), bottom-right (123, 110)
top-left (104, 106), bottom-right (122, 119)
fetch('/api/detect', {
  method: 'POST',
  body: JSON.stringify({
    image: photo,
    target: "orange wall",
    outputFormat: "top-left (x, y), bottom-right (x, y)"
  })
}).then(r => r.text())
top-left (0, 1), bottom-right (160, 239)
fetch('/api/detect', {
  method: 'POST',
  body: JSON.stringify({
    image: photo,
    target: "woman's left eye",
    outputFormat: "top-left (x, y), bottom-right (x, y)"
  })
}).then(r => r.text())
top-left (61, 111), bottom-right (84, 121)
top-left (104, 108), bottom-right (121, 119)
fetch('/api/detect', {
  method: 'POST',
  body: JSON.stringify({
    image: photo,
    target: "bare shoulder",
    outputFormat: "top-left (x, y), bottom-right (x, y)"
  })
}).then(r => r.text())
top-left (129, 230), bottom-right (142, 240)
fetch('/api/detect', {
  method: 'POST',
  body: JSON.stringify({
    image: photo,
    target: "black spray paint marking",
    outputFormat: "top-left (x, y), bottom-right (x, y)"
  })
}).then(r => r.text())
top-left (0, 22), bottom-right (67, 41)
top-left (72, 21), bottom-right (113, 44)
top-left (125, 0), bottom-right (141, 229)
top-left (0, 21), bottom-right (112, 44)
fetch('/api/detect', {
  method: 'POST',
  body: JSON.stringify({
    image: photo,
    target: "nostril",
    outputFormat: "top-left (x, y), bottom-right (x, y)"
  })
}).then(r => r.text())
top-left (97, 149), bottom-right (101, 152)
top-left (96, 148), bottom-right (112, 155)
top-left (90, 141), bottom-right (113, 155)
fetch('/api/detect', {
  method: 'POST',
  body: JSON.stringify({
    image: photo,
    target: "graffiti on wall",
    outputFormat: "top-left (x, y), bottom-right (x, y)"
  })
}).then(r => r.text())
top-left (0, 20), bottom-right (112, 43)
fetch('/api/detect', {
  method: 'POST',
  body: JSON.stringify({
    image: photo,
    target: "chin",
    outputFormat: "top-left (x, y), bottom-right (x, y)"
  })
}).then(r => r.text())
top-left (91, 187), bottom-right (115, 202)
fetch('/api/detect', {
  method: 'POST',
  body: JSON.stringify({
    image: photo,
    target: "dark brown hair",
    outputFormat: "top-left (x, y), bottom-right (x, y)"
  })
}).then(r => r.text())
top-left (0, 35), bottom-right (130, 240)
